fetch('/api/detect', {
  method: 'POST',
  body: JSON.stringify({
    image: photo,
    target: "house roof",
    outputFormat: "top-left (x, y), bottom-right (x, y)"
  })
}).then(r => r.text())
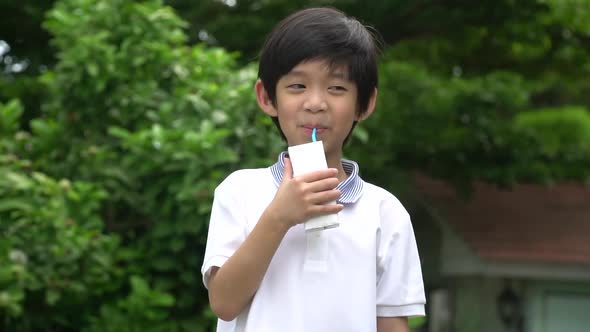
top-left (412, 174), bottom-right (590, 265)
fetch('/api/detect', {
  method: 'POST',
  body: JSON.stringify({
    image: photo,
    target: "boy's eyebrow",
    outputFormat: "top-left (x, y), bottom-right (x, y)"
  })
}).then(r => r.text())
top-left (286, 70), bottom-right (349, 80)
top-left (286, 70), bottom-right (307, 78)
top-left (329, 71), bottom-right (348, 80)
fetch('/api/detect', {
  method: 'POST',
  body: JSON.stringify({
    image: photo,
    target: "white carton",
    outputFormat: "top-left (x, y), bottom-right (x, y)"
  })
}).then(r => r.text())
top-left (287, 141), bottom-right (339, 232)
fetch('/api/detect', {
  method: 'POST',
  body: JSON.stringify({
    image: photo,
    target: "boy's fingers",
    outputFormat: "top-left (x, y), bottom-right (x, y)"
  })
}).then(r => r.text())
top-left (310, 203), bottom-right (344, 216)
top-left (282, 156), bottom-right (293, 182)
top-left (307, 177), bottom-right (339, 192)
top-left (309, 190), bottom-right (341, 204)
top-left (298, 168), bottom-right (338, 183)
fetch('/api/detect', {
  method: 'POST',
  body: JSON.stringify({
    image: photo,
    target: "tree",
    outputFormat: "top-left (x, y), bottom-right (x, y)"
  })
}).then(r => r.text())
top-left (2, 0), bottom-right (589, 186)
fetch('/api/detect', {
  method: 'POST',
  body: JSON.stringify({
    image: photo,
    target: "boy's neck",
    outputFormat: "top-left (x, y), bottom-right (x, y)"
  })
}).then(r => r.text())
top-left (326, 151), bottom-right (348, 183)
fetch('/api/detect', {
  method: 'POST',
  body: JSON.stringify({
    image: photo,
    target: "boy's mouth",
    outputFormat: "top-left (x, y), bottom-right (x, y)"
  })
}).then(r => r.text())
top-left (302, 126), bottom-right (326, 138)
top-left (301, 126), bottom-right (327, 136)
top-left (302, 124), bottom-right (327, 129)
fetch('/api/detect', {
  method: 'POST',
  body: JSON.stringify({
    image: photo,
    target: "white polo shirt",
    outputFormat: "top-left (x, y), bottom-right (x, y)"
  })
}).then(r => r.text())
top-left (201, 153), bottom-right (426, 332)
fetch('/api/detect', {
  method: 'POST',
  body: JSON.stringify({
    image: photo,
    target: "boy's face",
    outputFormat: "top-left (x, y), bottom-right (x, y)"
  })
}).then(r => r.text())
top-left (256, 59), bottom-right (374, 157)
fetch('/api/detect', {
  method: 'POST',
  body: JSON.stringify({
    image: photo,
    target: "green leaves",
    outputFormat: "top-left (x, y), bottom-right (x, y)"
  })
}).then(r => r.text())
top-left (83, 276), bottom-right (176, 332)
top-left (351, 58), bottom-right (590, 188)
top-left (0, 158), bottom-right (120, 325)
top-left (514, 106), bottom-right (590, 153)
top-left (2, 1), bottom-right (280, 330)
top-left (512, 106), bottom-right (590, 182)
top-left (0, 100), bottom-right (23, 137)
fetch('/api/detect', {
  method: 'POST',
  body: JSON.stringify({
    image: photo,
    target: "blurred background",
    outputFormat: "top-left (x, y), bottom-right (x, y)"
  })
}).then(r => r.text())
top-left (1, 0), bottom-right (590, 331)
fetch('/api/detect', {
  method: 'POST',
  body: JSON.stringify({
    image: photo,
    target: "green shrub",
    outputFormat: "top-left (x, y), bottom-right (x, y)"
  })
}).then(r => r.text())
top-left (513, 106), bottom-right (590, 157)
top-left (0, 154), bottom-right (121, 330)
top-left (1, 0), bottom-right (282, 330)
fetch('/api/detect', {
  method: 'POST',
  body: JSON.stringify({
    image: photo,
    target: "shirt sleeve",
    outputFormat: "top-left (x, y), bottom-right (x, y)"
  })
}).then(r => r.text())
top-left (201, 174), bottom-right (248, 289)
top-left (376, 197), bottom-right (426, 317)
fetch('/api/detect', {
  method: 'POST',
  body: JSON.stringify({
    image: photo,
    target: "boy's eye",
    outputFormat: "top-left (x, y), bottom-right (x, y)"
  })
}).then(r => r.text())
top-left (329, 86), bottom-right (347, 92)
top-left (287, 84), bottom-right (305, 89)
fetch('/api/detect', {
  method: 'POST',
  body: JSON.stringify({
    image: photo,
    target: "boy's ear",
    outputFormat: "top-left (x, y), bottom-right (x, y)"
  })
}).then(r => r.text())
top-left (255, 79), bottom-right (278, 117)
top-left (356, 88), bottom-right (377, 121)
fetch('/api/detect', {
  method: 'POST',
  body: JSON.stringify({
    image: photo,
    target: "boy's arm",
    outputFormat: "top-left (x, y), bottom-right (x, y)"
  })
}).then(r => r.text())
top-left (207, 208), bottom-right (289, 321)
top-left (377, 317), bottom-right (409, 332)
top-left (207, 158), bottom-right (342, 321)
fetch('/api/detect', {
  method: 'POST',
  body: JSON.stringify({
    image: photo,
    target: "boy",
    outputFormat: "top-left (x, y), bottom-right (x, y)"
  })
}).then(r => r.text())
top-left (201, 7), bottom-right (426, 332)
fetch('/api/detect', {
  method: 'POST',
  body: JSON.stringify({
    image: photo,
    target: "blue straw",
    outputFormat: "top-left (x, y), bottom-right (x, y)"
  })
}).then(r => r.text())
top-left (312, 128), bottom-right (317, 142)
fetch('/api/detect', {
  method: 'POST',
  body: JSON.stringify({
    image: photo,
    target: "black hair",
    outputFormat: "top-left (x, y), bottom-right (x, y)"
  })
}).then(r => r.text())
top-left (258, 7), bottom-right (381, 142)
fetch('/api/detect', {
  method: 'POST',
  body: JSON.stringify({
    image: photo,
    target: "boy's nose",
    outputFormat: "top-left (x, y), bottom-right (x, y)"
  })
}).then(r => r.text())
top-left (303, 91), bottom-right (327, 113)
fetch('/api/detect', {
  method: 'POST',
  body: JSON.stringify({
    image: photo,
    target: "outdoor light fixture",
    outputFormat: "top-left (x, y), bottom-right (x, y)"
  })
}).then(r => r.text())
top-left (496, 283), bottom-right (524, 332)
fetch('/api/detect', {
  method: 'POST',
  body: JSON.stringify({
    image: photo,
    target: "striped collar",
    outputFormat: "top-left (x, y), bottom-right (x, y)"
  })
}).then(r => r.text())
top-left (269, 151), bottom-right (364, 204)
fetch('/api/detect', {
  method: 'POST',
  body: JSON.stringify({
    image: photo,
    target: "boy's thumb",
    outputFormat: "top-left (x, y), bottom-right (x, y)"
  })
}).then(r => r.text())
top-left (282, 156), bottom-right (293, 182)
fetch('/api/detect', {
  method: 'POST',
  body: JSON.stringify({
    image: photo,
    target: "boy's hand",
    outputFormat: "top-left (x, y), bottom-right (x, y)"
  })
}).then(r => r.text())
top-left (267, 156), bottom-right (344, 230)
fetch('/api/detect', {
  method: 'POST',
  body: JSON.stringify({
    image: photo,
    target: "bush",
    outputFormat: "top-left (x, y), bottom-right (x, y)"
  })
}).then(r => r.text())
top-left (0, 150), bottom-right (120, 330)
top-left (1, 0), bottom-right (282, 330)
